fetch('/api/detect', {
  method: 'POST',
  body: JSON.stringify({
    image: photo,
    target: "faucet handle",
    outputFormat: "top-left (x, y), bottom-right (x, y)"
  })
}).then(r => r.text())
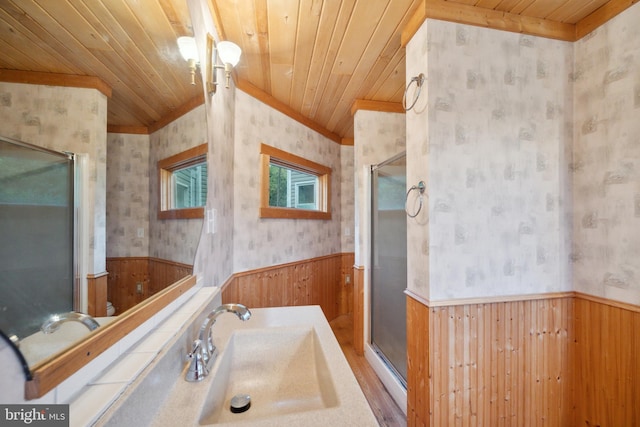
top-left (185, 339), bottom-right (209, 382)
top-left (202, 334), bottom-right (219, 368)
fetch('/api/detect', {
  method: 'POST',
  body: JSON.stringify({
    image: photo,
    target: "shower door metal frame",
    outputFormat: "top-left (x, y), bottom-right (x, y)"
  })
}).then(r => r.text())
top-left (0, 135), bottom-right (79, 340)
top-left (369, 151), bottom-right (408, 388)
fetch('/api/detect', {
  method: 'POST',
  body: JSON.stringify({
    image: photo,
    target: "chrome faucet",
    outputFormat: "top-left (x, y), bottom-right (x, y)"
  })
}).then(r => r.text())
top-left (41, 311), bottom-right (100, 334)
top-left (186, 303), bottom-right (251, 382)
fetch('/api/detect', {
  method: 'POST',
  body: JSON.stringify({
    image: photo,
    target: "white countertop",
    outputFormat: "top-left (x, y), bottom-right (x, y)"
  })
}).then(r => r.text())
top-left (151, 306), bottom-right (378, 427)
top-left (97, 304), bottom-right (377, 427)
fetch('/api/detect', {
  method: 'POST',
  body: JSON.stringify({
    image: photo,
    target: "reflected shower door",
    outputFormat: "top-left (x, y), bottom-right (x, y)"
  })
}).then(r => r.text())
top-left (0, 137), bottom-right (75, 340)
top-left (370, 152), bottom-right (407, 384)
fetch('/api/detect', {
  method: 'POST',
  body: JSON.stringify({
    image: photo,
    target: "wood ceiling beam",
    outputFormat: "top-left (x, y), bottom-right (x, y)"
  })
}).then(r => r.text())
top-left (341, 138), bottom-right (354, 146)
top-left (351, 99), bottom-right (405, 116)
top-left (1, 68), bottom-right (334, 141)
top-left (108, 94), bottom-right (205, 135)
top-left (402, 0), bottom-right (428, 47)
top-left (106, 125), bottom-right (149, 135)
top-left (401, 0), bottom-right (577, 45)
top-left (0, 69), bottom-right (112, 98)
top-left (576, 0), bottom-right (640, 39)
top-left (236, 78), bottom-right (342, 144)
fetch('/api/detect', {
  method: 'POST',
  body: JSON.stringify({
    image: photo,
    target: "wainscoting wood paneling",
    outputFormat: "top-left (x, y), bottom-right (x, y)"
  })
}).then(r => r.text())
top-left (340, 253), bottom-right (355, 316)
top-left (221, 253), bottom-right (354, 322)
top-left (407, 295), bottom-right (429, 427)
top-left (106, 257), bottom-right (192, 315)
top-left (87, 272), bottom-right (108, 317)
top-left (106, 258), bottom-right (148, 314)
top-left (407, 294), bottom-right (575, 427)
top-left (353, 265), bottom-right (365, 356)
top-left (149, 258), bottom-right (193, 296)
top-left (574, 295), bottom-right (640, 426)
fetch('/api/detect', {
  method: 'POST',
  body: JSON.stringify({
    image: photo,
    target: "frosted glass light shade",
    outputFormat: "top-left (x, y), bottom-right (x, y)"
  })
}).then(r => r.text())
top-left (177, 36), bottom-right (199, 62)
top-left (217, 41), bottom-right (242, 67)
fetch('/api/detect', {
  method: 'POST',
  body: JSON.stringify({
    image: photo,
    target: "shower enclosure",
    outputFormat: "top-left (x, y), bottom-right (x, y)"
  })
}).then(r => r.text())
top-left (370, 152), bottom-right (407, 385)
top-left (0, 136), bottom-right (76, 340)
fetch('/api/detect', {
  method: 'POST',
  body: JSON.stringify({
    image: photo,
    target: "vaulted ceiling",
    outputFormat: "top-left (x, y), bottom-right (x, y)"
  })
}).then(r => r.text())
top-left (0, 0), bottom-right (636, 141)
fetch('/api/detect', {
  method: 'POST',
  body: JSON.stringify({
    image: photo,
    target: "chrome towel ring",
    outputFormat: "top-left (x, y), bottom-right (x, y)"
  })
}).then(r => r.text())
top-left (405, 181), bottom-right (426, 218)
top-left (403, 73), bottom-right (425, 111)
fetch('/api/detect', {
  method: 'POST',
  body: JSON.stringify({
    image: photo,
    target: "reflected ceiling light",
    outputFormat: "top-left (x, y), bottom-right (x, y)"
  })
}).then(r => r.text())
top-left (207, 36), bottom-right (242, 95)
top-left (177, 36), bottom-right (199, 85)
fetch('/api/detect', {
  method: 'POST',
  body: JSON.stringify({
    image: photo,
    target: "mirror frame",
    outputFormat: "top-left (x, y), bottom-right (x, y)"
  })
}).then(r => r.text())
top-left (25, 275), bottom-right (196, 399)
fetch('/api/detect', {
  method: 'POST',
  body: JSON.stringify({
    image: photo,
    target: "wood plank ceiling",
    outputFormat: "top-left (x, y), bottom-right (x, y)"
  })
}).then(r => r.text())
top-left (0, 0), bottom-right (636, 141)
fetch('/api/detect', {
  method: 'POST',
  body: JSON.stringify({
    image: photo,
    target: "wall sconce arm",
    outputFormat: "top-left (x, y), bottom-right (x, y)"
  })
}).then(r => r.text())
top-left (207, 36), bottom-right (241, 96)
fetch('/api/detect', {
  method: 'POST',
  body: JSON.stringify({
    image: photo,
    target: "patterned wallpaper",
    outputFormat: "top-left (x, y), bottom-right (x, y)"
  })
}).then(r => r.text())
top-left (186, 0), bottom-right (355, 285)
top-left (341, 145), bottom-right (355, 253)
top-left (406, 20), bottom-right (574, 301)
top-left (232, 90), bottom-right (342, 272)
top-left (0, 82), bottom-right (107, 274)
top-left (106, 133), bottom-right (150, 258)
top-left (354, 110), bottom-right (406, 266)
top-left (572, 4), bottom-right (640, 305)
top-left (189, 0), bottom-right (236, 286)
top-left (148, 105), bottom-right (207, 266)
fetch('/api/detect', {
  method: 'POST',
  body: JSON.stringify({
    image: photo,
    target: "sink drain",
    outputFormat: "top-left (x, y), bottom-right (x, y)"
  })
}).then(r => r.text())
top-left (230, 394), bottom-right (251, 414)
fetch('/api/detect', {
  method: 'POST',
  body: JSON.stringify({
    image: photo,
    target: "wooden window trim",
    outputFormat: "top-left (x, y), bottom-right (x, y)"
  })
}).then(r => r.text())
top-left (158, 143), bottom-right (208, 220)
top-left (259, 143), bottom-right (331, 220)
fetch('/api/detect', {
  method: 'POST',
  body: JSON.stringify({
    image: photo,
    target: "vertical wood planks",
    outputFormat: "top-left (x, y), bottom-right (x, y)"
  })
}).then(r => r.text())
top-left (221, 253), bottom-right (354, 322)
top-left (87, 272), bottom-right (108, 317)
top-left (106, 257), bottom-right (192, 314)
top-left (340, 253), bottom-right (355, 315)
top-left (106, 257), bottom-right (148, 314)
top-left (407, 295), bottom-right (430, 427)
top-left (573, 296), bottom-right (640, 426)
top-left (407, 295), bottom-right (575, 427)
top-left (353, 265), bottom-right (365, 355)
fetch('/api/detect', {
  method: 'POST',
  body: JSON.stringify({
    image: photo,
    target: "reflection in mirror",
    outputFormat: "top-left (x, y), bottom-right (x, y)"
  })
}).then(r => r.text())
top-left (0, 104), bottom-right (207, 382)
top-left (0, 136), bottom-right (78, 364)
top-left (27, 275), bottom-right (196, 399)
top-left (0, 73), bottom-right (207, 401)
top-left (106, 130), bottom-right (206, 316)
top-left (158, 143), bottom-right (208, 220)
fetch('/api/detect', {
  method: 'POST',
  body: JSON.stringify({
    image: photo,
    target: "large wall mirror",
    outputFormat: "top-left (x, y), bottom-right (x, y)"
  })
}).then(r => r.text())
top-left (0, 109), bottom-right (206, 398)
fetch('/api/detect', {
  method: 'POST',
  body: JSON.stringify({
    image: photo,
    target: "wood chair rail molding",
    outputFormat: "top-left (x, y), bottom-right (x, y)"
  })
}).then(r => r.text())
top-left (405, 288), bottom-right (640, 312)
top-left (404, 289), bottom-right (576, 307)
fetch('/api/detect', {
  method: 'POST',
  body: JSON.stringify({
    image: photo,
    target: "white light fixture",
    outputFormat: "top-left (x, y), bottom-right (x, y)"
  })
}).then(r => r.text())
top-left (177, 36), bottom-right (199, 85)
top-left (207, 35), bottom-right (242, 95)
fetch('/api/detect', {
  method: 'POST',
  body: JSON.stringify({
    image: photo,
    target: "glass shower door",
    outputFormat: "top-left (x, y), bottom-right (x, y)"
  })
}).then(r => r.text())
top-left (370, 152), bottom-right (407, 384)
top-left (0, 137), bottom-right (75, 340)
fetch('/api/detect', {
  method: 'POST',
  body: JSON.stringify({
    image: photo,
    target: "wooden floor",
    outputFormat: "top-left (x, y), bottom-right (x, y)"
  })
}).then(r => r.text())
top-left (330, 314), bottom-right (407, 427)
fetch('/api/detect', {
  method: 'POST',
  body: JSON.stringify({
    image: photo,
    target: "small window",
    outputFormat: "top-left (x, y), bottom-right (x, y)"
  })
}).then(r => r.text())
top-left (173, 162), bottom-right (207, 209)
top-left (158, 143), bottom-right (207, 219)
top-left (294, 180), bottom-right (317, 209)
top-left (260, 143), bottom-right (331, 220)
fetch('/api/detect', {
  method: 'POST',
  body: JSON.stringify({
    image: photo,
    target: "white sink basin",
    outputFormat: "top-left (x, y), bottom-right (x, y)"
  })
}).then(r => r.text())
top-left (199, 327), bottom-right (338, 424)
top-left (101, 306), bottom-right (378, 427)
